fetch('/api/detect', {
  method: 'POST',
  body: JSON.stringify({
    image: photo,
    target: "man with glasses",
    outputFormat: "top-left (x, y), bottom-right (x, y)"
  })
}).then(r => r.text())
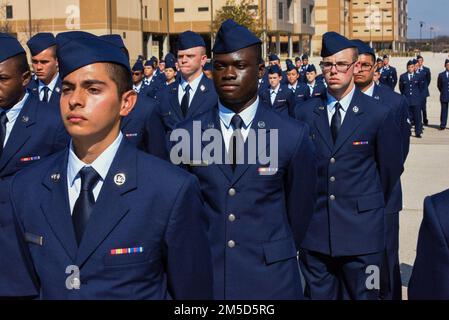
top-left (353, 39), bottom-right (410, 300)
top-left (295, 32), bottom-right (403, 300)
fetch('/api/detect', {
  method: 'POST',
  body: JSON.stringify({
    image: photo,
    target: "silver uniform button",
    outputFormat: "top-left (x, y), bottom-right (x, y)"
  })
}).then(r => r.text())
top-left (228, 188), bottom-right (236, 196)
top-left (330, 176), bottom-right (336, 182)
top-left (330, 158), bottom-right (336, 164)
top-left (330, 195), bottom-right (336, 201)
top-left (228, 214), bottom-right (236, 222)
top-left (228, 240), bottom-right (236, 248)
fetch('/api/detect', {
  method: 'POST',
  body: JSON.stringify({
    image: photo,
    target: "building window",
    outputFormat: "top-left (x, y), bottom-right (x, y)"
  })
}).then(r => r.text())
top-left (198, 7), bottom-right (208, 12)
top-left (123, 32), bottom-right (126, 39)
top-left (174, 8), bottom-right (185, 13)
top-left (145, 6), bottom-right (148, 19)
top-left (159, 8), bottom-right (163, 20)
top-left (302, 8), bottom-right (307, 24)
top-left (278, 2), bottom-right (283, 20)
top-left (6, 5), bottom-right (13, 19)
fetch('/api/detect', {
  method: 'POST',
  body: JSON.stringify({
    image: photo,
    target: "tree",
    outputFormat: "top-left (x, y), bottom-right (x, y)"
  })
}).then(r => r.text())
top-left (212, 0), bottom-right (263, 37)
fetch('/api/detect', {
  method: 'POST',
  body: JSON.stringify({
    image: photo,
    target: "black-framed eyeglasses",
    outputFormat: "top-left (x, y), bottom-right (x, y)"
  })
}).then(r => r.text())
top-left (359, 63), bottom-right (374, 72)
top-left (320, 61), bottom-right (356, 73)
top-left (132, 72), bottom-right (142, 76)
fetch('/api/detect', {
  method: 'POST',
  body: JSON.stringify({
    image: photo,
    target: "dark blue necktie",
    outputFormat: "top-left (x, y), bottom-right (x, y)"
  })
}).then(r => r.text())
top-left (0, 111), bottom-right (7, 156)
top-left (229, 114), bottom-right (244, 170)
top-left (331, 102), bottom-right (342, 143)
top-left (72, 167), bottom-right (100, 245)
top-left (180, 84), bottom-right (191, 118)
top-left (42, 86), bottom-right (50, 103)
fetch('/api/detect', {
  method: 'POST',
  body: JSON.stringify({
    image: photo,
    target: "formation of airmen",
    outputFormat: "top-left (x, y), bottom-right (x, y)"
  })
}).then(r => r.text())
top-left (0, 18), bottom-right (448, 300)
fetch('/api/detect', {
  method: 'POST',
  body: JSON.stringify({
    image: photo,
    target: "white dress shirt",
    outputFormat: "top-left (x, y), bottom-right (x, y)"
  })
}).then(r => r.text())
top-left (288, 82), bottom-right (298, 93)
top-left (133, 81), bottom-right (143, 93)
top-left (219, 97), bottom-right (259, 153)
top-left (178, 73), bottom-right (204, 107)
top-left (67, 133), bottom-right (123, 214)
top-left (363, 81), bottom-right (376, 97)
top-left (4, 92), bottom-right (29, 147)
top-left (308, 81), bottom-right (316, 96)
top-left (38, 73), bottom-right (59, 102)
top-left (327, 85), bottom-right (356, 126)
top-left (270, 84), bottom-right (281, 105)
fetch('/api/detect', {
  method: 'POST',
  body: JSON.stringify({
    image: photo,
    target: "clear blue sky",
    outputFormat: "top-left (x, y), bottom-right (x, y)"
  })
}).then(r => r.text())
top-left (408, 0), bottom-right (449, 38)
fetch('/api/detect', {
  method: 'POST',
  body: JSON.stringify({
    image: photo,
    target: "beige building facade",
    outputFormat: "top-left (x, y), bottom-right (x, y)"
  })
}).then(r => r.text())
top-left (0, 0), bottom-right (316, 60)
top-left (312, 0), bottom-right (407, 55)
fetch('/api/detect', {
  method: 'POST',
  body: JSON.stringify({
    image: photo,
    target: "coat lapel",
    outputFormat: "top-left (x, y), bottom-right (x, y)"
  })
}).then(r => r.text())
top-left (332, 90), bottom-right (364, 153)
top-left (313, 100), bottom-right (334, 152)
top-left (49, 77), bottom-right (62, 105)
top-left (168, 84), bottom-right (183, 121)
top-left (0, 94), bottom-right (37, 171)
top-left (231, 103), bottom-right (271, 185)
top-left (40, 150), bottom-right (78, 262)
top-left (186, 75), bottom-right (210, 118)
top-left (75, 141), bottom-right (137, 267)
top-left (200, 107), bottom-right (234, 182)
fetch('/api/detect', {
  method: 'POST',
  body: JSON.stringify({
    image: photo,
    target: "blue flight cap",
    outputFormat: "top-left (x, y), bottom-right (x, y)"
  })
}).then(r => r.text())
top-left (321, 32), bottom-right (357, 58)
top-left (164, 52), bottom-right (176, 64)
top-left (285, 58), bottom-right (292, 65)
top-left (352, 39), bottom-right (375, 59)
top-left (376, 57), bottom-right (383, 63)
top-left (383, 54), bottom-right (389, 59)
top-left (445, 59), bottom-right (449, 65)
top-left (165, 59), bottom-right (177, 70)
top-left (27, 32), bottom-right (56, 56)
top-left (144, 57), bottom-right (156, 67)
top-left (203, 62), bottom-right (212, 71)
top-left (178, 31), bottom-right (206, 50)
top-left (212, 19), bottom-right (261, 54)
top-left (417, 54), bottom-right (423, 60)
top-left (0, 33), bottom-right (25, 63)
top-left (306, 64), bottom-right (317, 73)
top-left (268, 65), bottom-right (282, 76)
top-left (407, 60), bottom-right (414, 67)
top-left (56, 31), bottom-right (130, 79)
top-left (286, 62), bottom-right (297, 72)
top-left (269, 53), bottom-right (280, 62)
top-left (412, 59), bottom-right (418, 64)
top-left (302, 54), bottom-right (309, 60)
top-left (132, 61), bottom-right (144, 72)
top-left (99, 34), bottom-right (126, 50)
top-left (295, 56), bottom-right (301, 62)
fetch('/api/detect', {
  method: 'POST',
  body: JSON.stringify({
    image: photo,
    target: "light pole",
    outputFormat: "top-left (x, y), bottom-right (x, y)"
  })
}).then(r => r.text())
top-left (27, 0), bottom-right (32, 38)
top-left (430, 26), bottom-right (434, 52)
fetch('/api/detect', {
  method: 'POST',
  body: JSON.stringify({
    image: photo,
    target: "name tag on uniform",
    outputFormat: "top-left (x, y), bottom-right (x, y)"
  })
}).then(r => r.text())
top-left (258, 167), bottom-right (278, 176)
top-left (110, 247), bottom-right (144, 255)
top-left (277, 99), bottom-right (286, 103)
top-left (20, 156), bottom-right (41, 163)
top-left (125, 133), bottom-right (138, 138)
top-left (25, 232), bottom-right (43, 246)
top-left (353, 141), bottom-right (369, 146)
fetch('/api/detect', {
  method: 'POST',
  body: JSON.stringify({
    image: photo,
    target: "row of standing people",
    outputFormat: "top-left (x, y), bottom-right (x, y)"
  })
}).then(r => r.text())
top-left (0, 21), bottom-right (447, 300)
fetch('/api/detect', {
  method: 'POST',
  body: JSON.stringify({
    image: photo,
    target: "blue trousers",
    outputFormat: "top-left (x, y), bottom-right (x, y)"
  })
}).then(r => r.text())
top-left (441, 102), bottom-right (448, 128)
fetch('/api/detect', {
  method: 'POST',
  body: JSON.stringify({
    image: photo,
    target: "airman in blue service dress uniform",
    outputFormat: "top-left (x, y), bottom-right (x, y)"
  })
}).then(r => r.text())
top-left (156, 31), bottom-right (217, 137)
top-left (26, 33), bottom-right (62, 105)
top-left (400, 60), bottom-right (425, 138)
top-left (437, 59), bottom-right (449, 130)
top-left (295, 32), bottom-right (403, 300)
top-left (353, 39), bottom-right (410, 300)
top-left (408, 189), bottom-right (449, 300)
top-left (259, 65), bottom-right (296, 117)
top-left (10, 31), bottom-right (213, 300)
top-left (305, 64), bottom-right (327, 99)
top-left (0, 33), bottom-right (69, 298)
top-left (285, 61), bottom-right (310, 105)
top-left (416, 55), bottom-right (431, 126)
top-left (379, 55), bottom-right (398, 90)
top-left (174, 19), bottom-right (317, 300)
